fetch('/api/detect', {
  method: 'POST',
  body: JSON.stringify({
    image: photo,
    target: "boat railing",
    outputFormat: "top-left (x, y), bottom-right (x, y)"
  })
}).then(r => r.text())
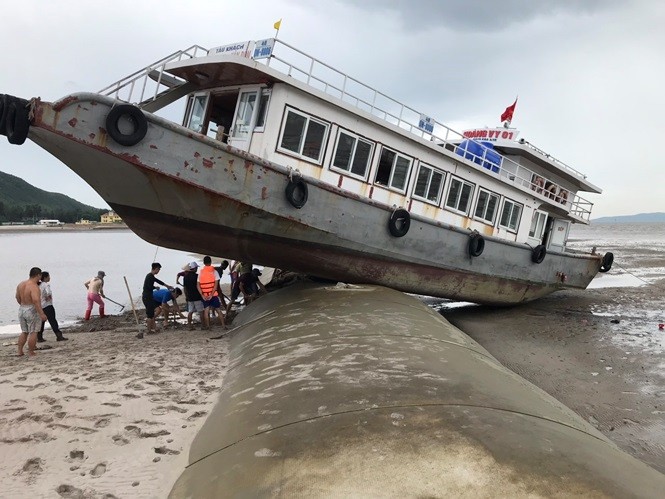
top-left (98, 45), bottom-right (208, 104)
top-left (261, 39), bottom-right (592, 222)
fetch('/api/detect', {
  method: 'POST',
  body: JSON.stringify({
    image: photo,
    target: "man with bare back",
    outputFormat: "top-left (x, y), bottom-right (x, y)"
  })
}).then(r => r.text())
top-left (15, 267), bottom-right (48, 356)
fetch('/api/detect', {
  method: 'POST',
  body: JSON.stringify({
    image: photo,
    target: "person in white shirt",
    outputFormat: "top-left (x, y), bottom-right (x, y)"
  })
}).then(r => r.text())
top-left (38, 271), bottom-right (68, 342)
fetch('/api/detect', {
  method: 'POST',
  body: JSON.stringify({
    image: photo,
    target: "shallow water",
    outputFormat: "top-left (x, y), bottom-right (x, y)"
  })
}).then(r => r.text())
top-left (0, 229), bottom-right (231, 337)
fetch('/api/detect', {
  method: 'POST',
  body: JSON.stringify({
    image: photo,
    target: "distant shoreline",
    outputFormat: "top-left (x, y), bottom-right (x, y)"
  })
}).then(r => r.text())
top-left (0, 223), bottom-right (130, 234)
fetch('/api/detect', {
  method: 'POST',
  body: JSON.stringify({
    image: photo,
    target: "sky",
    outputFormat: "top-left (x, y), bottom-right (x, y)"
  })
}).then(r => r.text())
top-left (1, 0), bottom-right (663, 218)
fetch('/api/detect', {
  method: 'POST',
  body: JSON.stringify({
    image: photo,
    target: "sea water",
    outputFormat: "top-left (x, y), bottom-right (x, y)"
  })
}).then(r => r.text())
top-left (0, 229), bottom-right (231, 337)
top-left (1, 223), bottom-right (663, 337)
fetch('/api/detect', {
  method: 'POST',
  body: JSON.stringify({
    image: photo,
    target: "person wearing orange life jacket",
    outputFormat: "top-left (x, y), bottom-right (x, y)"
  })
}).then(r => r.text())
top-left (196, 256), bottom-right (226, 329)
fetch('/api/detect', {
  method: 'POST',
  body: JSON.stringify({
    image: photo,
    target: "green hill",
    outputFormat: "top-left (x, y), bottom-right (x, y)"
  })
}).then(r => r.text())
top-left (0, 170), bottom-right (106, 223)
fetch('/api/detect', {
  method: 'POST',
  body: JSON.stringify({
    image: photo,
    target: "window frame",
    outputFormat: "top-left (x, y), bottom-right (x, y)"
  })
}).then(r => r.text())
top-left (411, 162), bottom-right (445, 206)
top-left (330, 128), bottom-right (375, 181)
top-left (473, 187), bottom-right (500, 225)
top-left (499, 198), bottom-right (523, 232)
top-left (444, 176), bottom-right (475, 215)
top-left (277, 107), bottom-right (330, 165)
top-left (373, 146), bottom-right (413, 193)
top-left (253, 89), bottom-right (272, 132)
top-left (529, 210), bottom-right (548, 239)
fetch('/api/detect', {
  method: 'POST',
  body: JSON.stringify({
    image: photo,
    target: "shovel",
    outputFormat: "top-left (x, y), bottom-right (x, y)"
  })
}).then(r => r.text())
top-left (105, 296), bottom-right (126, 312)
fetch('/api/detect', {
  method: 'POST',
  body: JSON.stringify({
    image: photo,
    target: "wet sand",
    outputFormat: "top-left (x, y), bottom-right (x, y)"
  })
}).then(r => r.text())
top-left (1, 275), bottom-right (664, 496)
top-left (442, 277), bottom-right (665, 474)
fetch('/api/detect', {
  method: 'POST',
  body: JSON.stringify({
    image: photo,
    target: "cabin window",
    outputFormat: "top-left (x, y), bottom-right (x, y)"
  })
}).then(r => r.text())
top-left (529, 210), bottom-right (548, 239)
top-left (185, 93), bottom-right (209, 133)
top-left (474, 188), bottom-right (500, 224)
top-left (499, 199), bottom-right (523, 232)
top-left (254, 90), bottom-right (271, 130)
top-left (445, 177), bottom-right (474, 214)
top-left (331, 130), bottom-right (374, 179)
top-left (413, 163), bottom-right (445, 204)
top-left (278, 108), bottom-right (330, 164)
top-left (374, 147), bottom-right (412, 192)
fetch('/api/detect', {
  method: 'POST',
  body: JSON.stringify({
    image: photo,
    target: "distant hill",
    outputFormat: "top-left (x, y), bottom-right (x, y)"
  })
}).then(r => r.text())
top-left (0, 170), bottom-right (106, 223)
top-left (593, 212), bottom-right (665, 223)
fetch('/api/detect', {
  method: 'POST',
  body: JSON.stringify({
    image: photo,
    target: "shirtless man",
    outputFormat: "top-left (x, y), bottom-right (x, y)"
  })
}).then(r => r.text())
top-left (15, 267), bottom-right (48, 356)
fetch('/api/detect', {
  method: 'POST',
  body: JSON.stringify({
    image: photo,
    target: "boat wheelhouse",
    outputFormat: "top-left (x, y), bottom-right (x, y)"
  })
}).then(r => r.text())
top-left (0, 37), bottom-right (612, 304)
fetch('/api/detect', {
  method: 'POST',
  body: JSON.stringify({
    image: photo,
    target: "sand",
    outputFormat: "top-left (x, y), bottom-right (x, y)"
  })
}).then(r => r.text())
top-left (0, 315), bottom-right (230, 498)
top-left (2, 273), bottom-right (664, 496)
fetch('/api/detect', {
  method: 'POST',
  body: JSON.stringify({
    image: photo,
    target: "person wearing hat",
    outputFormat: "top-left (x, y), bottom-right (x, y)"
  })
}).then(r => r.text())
top-left (83, 270), bottom-right (106, 320)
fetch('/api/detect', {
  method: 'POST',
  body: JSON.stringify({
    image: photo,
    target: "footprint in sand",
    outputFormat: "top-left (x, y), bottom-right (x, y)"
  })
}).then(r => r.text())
top-left (21, 457), bottom-right (43, 473)
top-left (154, 446), bottom-right (180, 455)
top-left (151, 405), bottom-right (188, 416)
top-left (90, 462), bottom-right (107, 477)
top-left (101, 402), bottom-right (122, 407)
top-left (187, 410), bottom-right (208, 420)
top-left (56, 484), bottom-right (84, 498)
top-left (38, 395), bottom-right (58, 405)
top-left (69, 450), bottom-right (85, 461)
top-left (111, 434), bottom-right (129, 446)
top-left (121, 393), bottom-right (140, 399)
top-left (63, 395), bottom-right (88, 402)
top-left (94, 418), bottom-right (111, 428)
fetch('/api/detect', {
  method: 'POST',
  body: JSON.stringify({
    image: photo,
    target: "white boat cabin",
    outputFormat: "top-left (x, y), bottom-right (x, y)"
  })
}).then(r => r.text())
top-left (102, 38), bottom-right (601, 253)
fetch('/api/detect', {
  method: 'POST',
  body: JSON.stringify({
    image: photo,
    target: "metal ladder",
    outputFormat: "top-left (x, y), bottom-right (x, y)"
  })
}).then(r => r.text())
top-left (98, 45), bottom-right (209, 110)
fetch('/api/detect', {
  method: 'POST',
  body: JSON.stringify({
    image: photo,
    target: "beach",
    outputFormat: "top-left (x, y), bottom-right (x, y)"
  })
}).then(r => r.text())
top-left (1, 223), bottom-right (664, 495)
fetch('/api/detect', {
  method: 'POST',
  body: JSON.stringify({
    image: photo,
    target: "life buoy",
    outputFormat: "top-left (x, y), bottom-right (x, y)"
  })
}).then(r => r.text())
top-left (388, 208), bottom-right (410, 237)
top-left (285, 178), bottom-right (308, 209)
top-left (558, 188), bottom-right (569, 205)
top-left (531, 176), bottom-right (544, 194)
top-left (531, 244), bottom-right (547, 264)
top-left (468, 233), bottom-right (485, 257)
top-left (5, 99), bottom-right (31, 145)
top-left (106, 104), bottom-right (148, 146)
top-left (599, 252), bottom-right (614, 273)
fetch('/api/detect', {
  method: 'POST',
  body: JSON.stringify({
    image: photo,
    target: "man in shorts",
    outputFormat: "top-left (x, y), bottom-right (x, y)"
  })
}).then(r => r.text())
top-left (197, 256), bottom-right (226, 329)
top-left (153, 287), bottom-right (183, 328)
top-left (142, 262), bottom-right (172, 334)
top-left (183, 262), bottom-right (205, 330)
top-left (15, 267), bottom-right (48, 356)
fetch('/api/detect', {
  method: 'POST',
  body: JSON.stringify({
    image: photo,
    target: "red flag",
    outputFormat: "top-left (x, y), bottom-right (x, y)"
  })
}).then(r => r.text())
top-left (501, 98), bottom-right (517, 123)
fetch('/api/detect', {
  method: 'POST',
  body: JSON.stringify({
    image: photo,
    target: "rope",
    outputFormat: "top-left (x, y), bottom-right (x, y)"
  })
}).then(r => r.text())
top-left (611, 261), bottom-right (651, 285)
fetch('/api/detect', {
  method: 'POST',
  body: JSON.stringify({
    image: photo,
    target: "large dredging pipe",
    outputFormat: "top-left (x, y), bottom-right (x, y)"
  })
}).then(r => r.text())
top-left (170, 284), bottom-right (664, 497)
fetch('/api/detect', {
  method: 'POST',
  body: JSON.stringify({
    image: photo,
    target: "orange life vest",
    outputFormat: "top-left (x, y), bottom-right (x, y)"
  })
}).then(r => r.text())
top-left (199, 265), bottom-right (218, 296)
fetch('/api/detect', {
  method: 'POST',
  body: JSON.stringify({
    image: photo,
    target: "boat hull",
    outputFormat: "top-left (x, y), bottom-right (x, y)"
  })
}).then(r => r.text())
top-left (26, 93), bottom-right (602, 305)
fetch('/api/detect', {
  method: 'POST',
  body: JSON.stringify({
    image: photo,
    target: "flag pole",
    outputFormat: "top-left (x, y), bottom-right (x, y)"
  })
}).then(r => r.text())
top-left (274, 19), bottom-right (282, 39)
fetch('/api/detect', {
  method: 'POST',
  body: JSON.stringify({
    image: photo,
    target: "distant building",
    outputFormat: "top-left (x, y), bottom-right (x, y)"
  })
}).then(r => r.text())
top-left (100, 211), bottom-right (123, 224)
top-left (76, 219), bottom-right (93, 225)
top-left (37, 219), bottom-right (64, 227)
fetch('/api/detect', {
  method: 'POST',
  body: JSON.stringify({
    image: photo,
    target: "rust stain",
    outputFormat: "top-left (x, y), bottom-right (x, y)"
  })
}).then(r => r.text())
top-left (202, 158), bottom-right (213, 168)
top-left (408, 199), bottom-right (413, 211)
top-left (68, 118), bottom-right (78, 128)
top-left (257, 175), bottom-right (262, 179)
top-left (369, 186), bottom-right (374, 199)
top-left (184, 161), bottom-right (190, 168)
top-left (261, 187), bottom-right (268, 200)
top-left (150, 144), bottom-right (158, 149)
top-left (337, 175), bottom-right (343, 188)
top-left (53, 95), bottom-right (78, 112)
top-left (194, 152), bottom-right (201, 158)
top-left (88, 133), bottom-right (96, 140)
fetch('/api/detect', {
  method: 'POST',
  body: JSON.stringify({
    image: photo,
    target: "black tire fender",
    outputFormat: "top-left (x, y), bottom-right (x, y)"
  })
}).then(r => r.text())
top-left (0, 94), bottom-right (8, 136)
top-left (531, 244), bottom-right (547, 264)
top-left (468, 233), bottom-right (485, 257)
top-left (106, 104), bottom-right (148, 146)
top-left (285, 178), bottom-right (308, 209)
top-left (388, 209), bottom-right (410, 237)
top-left (6, 99), bottom-right (31, 145)
top-left (599, 252), bottom-right (614, 273)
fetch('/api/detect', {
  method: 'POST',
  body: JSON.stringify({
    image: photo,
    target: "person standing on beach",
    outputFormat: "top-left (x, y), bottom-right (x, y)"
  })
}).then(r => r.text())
top-left (142, 262), bottom-right (172, 334)
top-left (183, 262), bottom-right (206, 330)
top-left (197, 256), bottom-right (226, 329)
top-left (38, 271), bottom-right (68, 342)
top-left (84, 271), bottom-right (106, 320)
top-left (15, 267), bottom-right (48, 356)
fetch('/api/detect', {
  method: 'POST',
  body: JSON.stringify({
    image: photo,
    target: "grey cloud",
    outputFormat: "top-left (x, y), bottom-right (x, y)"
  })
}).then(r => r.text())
top-left (329, 0), bottom-right (623, 31)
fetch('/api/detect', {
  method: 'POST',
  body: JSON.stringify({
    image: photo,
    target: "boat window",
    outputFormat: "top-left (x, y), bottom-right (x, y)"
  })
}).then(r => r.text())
top-left (445, 177), bottom-right (474, 214)
top-left (186, 94), bottom-right (209, 134)
top-left (331, 130), bottom-right (374, 179)
top-left (529, 210), bottom-right (548, 239)
top-left (474, 188), bottom-right (500, 224)
top-left (278, 108), bottom-right (330, 164)
top-left (413, 163), bottom-right (445, 204)
top-left (499, 199), bottom-right (523, 232)
top-left (374, 147), bottom-right (412, 192)
top-left (255, 90), bottom-right (271, 130)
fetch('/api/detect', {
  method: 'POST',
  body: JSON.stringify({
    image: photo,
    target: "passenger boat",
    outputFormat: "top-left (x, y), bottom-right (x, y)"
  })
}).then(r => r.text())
top-left (0, 37), bottom-right (613, 304)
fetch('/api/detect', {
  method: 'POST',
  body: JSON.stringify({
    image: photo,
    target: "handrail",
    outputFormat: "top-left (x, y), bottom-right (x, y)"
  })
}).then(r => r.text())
top-left (96, 39), bottom-right (593, 222)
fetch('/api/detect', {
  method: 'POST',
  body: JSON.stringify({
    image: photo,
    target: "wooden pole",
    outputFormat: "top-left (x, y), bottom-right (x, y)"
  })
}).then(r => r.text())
top-left (123, 276), bottom-right (143, 339)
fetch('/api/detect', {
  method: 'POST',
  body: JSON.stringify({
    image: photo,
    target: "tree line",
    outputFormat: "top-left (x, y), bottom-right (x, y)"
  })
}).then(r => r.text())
top-left (0, 201), bottom-right (107, 224)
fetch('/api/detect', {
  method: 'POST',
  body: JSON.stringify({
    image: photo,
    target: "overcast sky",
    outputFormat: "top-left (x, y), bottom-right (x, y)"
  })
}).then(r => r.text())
top-left (1, 0), bottom-right (662, 218)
